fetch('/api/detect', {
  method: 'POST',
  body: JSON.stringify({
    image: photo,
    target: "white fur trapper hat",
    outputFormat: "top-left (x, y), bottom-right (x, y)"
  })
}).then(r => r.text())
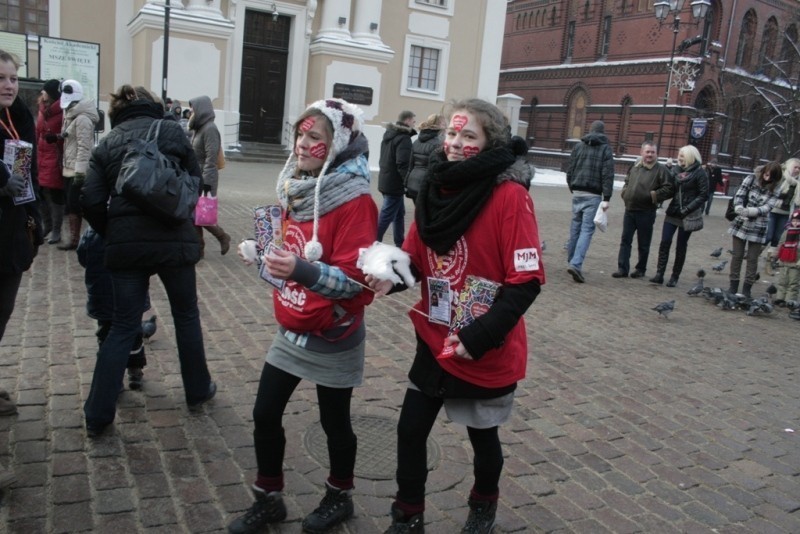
top-left (298, 98), bottom-right (364, 261)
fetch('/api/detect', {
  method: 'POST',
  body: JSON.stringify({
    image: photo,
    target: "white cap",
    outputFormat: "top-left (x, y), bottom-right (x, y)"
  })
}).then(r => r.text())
top-left (59, 80), bottom-right (84, 109)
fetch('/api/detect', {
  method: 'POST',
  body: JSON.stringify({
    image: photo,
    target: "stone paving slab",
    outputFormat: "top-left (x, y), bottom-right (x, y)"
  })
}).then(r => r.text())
top-left (0, 160), bottom-right (798, 533)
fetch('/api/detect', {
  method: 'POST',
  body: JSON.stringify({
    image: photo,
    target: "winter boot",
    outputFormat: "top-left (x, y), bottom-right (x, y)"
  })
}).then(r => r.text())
top-left (207, 225), bottom-right (232, 255)
top-left (227, 488), bottom-right (287, 534)
top-left (742, 283), bottom-right (752, 299)
top-left (384, 504), bottom-right (425, 534)
top-left (58, 214), bottom-right (81, 250)
top-left (649, 242), bottom-right (670, 284)
top-left (302, 482), bottom-right (355, 533)
top-left (461, 498), bottom-right (497, 534)
top-left (728, 280), bottom-right (739, 294)
top-left (48, 204), bottom-right (64, 244)
top-left (666, 247), bottom-right (686, 287)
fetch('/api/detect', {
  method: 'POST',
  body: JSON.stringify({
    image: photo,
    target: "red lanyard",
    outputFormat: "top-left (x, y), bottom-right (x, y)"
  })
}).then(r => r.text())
top-left (0, 108), bottom-right (20, 140)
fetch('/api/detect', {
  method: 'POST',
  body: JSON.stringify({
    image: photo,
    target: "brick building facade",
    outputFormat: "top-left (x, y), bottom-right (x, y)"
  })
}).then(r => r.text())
top-left (500, 0), bottom-right (799, 185)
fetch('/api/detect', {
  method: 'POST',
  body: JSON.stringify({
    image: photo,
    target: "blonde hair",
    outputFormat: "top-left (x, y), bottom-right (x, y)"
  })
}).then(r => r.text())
top-left (783, 158), bottom-right (800, 175)
top-left (678, 145), bottom-right (702, 167)
top-left (0, 49), bottom-right (20, 69)
top-left (419, 113), bottom-right (444, 131)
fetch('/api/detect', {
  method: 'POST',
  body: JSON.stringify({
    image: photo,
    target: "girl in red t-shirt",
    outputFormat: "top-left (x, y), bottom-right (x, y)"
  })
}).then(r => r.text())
top-left (370, 98), bottom-right (545, 533)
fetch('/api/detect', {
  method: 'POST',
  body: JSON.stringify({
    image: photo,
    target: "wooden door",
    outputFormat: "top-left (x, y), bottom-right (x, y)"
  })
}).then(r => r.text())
top-left (239, 9), bottom-right (289, 143)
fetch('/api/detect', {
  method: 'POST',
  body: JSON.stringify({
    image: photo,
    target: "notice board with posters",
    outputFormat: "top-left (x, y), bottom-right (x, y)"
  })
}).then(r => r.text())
top-left (0, 31), bottom-right (28, 77)
top-left (38, 36), bottom-right (100, 104)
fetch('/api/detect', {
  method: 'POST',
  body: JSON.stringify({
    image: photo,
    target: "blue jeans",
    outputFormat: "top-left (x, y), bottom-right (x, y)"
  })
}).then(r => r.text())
top-left (377, 194), bottom-right (405, 247)
top-left (765, 212), bottom-right (789, 247)
top-left (704, 193), bottom-right (714, 215)
top-left (84, 265), bottom-right (211, 426)
top-left (617, 210), bottom-right (657, 274)
top-left (567, 195), bottom-right (602, 271)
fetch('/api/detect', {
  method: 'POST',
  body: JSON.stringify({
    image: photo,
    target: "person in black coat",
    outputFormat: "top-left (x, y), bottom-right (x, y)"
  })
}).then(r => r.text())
top-left (0, 50), bottom-right (43, 487)
top-left (650, 145), bottom-right (708, 287)
top-left (377, 110), bottom-right (416, 246)
top-left (703, 160), bottom-right (723, 215)
top-left (80, 85), bottom-right (216, 437)
top-left (404, 113), bottom-right (444, 201)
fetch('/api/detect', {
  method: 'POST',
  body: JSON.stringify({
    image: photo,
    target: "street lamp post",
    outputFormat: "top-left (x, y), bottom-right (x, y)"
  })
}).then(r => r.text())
top-left (654, 0), bottom-right (711, 154)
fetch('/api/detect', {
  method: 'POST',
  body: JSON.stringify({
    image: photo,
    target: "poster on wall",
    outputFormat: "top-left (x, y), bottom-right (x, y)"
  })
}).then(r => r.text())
top-left (38, 36), bottom-right (100, 104)
top-left (0, 31), bottom-right (28, 77)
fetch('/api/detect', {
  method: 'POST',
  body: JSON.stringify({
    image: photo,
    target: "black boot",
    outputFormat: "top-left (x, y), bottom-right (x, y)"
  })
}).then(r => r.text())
top-left (384, 504), bottom-right (425, 533)
top-left (227, 488), bottom-right (287, 534)
top-left (302, 483), bottom-right (354, 533)
top-left (729, 280), bottom-right (739, 294)
top-left (649, 242), bottom-right (670, 284)
top-left (742, 283), bottom-right (752, 299)
top-left (462, 498), bottom-right (497, 534)
top-left (666, 247), bottom-right (686, 287)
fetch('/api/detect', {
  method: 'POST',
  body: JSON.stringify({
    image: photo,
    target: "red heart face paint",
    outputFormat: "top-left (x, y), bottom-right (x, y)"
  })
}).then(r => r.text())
top-left (299, 116), bottom-right (316, 132)
top-left (462, 145), bottom-right (480, 158)
top-left (451, 114), bottom-right (468, 132)
top-left (309, 142), bottom-right (328, 159)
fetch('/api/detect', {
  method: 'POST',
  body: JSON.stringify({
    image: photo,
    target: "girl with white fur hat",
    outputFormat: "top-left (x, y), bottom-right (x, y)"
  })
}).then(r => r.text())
top-left (230, 98), bottom-right (377, 534)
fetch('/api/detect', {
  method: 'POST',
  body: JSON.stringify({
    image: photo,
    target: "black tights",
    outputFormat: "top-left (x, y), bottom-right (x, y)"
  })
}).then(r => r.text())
top-left (253, 362), bottom-right (356, 482)
top-left (396, 388), bottom-right (504, 506)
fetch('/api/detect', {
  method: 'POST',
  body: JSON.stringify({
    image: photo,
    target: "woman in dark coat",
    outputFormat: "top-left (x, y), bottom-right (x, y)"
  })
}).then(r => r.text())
top-left (404, 113), bottom-right (444, 201)
top-left (80, 85), bottom-right (216, 437)
top-left (0, 50), bottom-right (42, 431)
top-left (650, 144), bottom-right (708, 287)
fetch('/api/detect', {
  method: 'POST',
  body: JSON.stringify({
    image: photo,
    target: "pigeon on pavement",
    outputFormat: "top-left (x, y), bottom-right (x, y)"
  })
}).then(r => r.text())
top-left (712, 260), bottom-right (728, 272)
top-left (142, 315), bottom-right (157, 340)
top-left (710, 247), bottom-right (723, 257)
top-left (652, 300), bottom-right (675, 318)
top-left (687, 269), bottom-right (706, 296)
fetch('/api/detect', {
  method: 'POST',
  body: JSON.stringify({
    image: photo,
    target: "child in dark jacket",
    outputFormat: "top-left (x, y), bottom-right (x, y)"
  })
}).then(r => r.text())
top-left (77, 227), bottom-right (148, 389)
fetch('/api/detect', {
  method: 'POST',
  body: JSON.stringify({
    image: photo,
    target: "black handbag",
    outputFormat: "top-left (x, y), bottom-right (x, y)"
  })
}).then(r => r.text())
top-left (116, 120), bottom-right (200, 225)
top-left (725, 178), bottom-right (751, 222)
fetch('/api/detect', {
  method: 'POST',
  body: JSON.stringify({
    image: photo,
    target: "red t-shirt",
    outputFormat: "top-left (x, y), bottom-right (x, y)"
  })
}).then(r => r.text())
top-left (272, 194), bottom-right (377, 333)
top-left (404, 181), bottom-right (545, 388)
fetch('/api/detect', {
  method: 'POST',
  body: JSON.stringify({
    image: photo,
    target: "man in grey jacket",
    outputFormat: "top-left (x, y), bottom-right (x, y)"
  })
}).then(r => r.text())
top-left (565, 120), bottom-right (614, 283)
top-left (612, 141), bottom-right (672, 279)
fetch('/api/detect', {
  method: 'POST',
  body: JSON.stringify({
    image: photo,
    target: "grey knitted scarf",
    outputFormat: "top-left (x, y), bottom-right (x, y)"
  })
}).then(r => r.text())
top-left (276, 156), bottom-right (371, 222)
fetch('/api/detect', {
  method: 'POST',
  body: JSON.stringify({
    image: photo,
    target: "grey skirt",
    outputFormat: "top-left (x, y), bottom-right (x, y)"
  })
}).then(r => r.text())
top-left (408, 382), bottom-right (515, 429)
top-left (266, 329), bottom-right (365, 389)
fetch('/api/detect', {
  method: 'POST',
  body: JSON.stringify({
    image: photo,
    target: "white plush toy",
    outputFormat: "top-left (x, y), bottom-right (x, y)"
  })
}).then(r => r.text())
top-left (359, 242), bottom-right (415, 287)
top-left (238, 239), bottom-right (259, 265)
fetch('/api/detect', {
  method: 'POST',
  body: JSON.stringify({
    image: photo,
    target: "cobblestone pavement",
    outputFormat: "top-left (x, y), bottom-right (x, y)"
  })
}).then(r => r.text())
top-left (1, 161), bottom-right (798, 533)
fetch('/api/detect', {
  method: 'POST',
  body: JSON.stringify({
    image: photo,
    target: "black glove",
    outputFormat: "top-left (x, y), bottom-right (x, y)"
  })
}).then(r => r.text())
top-left (0, 173), bottom-right (26, 196)
top-left (679, 207), bottom-right (690, 217)
top-left (45, 133), bottom-right (59, 143)
top-left (202, 185), bottom-right (212, 194)
top-left (73, 173), bottom-right (86, 185)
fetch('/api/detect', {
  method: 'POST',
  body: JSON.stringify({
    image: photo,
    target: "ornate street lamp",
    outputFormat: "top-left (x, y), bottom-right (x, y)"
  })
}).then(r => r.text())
top-left (655, 0), bottom-right (711, 153)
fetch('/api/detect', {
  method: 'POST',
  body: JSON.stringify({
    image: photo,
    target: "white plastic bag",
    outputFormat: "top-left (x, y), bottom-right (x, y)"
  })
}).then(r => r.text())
top-left (593, 203), bottom-right (608, 232)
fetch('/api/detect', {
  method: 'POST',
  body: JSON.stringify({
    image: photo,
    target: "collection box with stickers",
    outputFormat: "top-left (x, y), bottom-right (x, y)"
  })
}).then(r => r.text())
top-left (253, 205), bottom-right (285, 289)
top-left (3, 139), bottom-right (35, 205)
top-left (450, 275), bottom-right (500, 335)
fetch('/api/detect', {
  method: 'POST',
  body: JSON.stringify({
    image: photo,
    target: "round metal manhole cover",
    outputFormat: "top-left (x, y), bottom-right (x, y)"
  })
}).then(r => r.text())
top-left (303, 414), bottom-right (441, 480)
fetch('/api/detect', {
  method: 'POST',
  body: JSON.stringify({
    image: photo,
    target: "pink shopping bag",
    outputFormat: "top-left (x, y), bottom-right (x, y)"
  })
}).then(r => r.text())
top-left (194, 193), bottom-right (218, 226)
